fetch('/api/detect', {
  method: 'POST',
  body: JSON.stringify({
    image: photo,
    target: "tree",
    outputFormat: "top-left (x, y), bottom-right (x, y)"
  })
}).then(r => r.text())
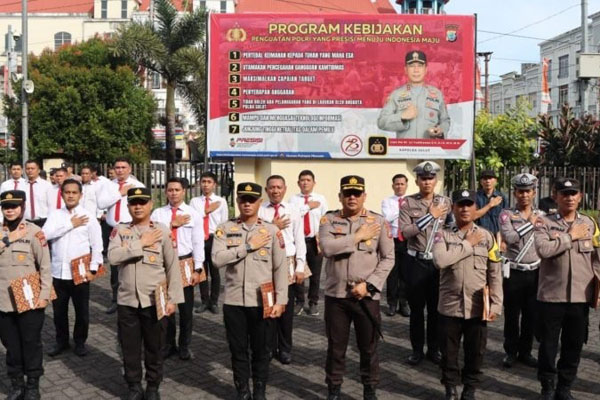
top-left (111, 0), bottom-right (206, 176)
top-left (4, 38), bottom-right (157, 163)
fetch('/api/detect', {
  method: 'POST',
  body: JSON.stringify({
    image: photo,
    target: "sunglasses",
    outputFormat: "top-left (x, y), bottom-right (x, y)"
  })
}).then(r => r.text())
top-left (128, 199), bottom-right (150, 206)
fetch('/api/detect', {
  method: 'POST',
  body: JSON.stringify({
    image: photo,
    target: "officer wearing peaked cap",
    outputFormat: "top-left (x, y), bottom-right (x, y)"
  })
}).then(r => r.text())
top-left (377, 50), bottom-right (451, 139)
top-left (498, 173), bottom-right (542, 369)
top-left (398, 161), bottom-right (452, 366)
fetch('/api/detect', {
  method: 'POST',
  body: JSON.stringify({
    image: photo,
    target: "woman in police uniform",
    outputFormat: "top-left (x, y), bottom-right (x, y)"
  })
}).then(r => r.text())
top-left (0, 190), bottom-right (51, 400)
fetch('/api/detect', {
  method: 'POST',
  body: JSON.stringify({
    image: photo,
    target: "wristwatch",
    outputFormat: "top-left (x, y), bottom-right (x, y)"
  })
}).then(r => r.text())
top-left (245, 243), bottom-right (253, 252)
top-left (2, 236), bottom-right (10, 247)
top-left (366, 283), bottom-right (378, 296)
top-left (90, 270), bottom-right (97, 275)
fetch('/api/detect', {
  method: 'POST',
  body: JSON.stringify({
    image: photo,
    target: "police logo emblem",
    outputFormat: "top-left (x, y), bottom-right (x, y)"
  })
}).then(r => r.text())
top-left (245, 184), bottom-right (252, 191)
top-left (149, 255), bottom-right (156, 262)
top-left (446, 24), bottom-right (458, 42)
top-left (423, 163), bottom-right (433, 172)
top-left (349, 177), bottom-right (358, 185)
top-left (412, 52), bottom-right (419, 61)
top-left (520, 175), bottom-right (529, 184)
top-left (6, 193), bottom-right (12, 199)
top-left (135, 189), bottom-right (142, 195)
top-left (564, 181), bottom-right (572, 187)
top-left (462, 190), bottom-right (470, 197)
top-left (17, 254), bottom-right (25, 261)
top-left (259, 249), bottom-right (267, 256)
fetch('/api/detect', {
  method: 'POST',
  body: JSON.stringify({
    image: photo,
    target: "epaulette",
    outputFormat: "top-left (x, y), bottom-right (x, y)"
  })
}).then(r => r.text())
top-left (367, 210), bottom-right (383, 217)
top-left (325, 210), bottom-right (338, 215)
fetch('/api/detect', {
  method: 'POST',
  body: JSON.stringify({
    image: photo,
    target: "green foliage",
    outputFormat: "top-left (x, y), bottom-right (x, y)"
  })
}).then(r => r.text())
top-left (4, 38), bottom-right (157, 163)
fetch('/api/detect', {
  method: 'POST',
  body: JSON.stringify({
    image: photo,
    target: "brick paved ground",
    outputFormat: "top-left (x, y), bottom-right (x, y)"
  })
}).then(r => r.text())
top-left (1, 274), bottom-right (599, 400)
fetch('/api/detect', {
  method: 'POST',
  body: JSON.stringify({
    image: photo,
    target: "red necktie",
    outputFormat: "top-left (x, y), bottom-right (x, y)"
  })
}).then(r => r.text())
top-left (115, 181), bottom-right (125, 222)
top-left (29, 181), bottom-right (36, 219)
top-left (13, 180), bottom-right (18, 190)
top-left (203, 197), bottom-right (210, 240)
top-left (397, 197), bottom-right (404, 241)
top-left (303, 195), bottom-right (311, 236)
top-left (171, 206), bottom-right (178, 247)
top-left (273, 203), bottom-right (280, 219)
top-left (56, 188), bottom-right (62, 209)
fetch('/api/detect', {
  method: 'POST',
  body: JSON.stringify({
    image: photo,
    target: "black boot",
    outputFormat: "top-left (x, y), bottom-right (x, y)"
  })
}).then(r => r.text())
top-left (363, 384), bottom-right (377, 400)
top-left (460, 385), bottom-right (476, 400)
top-left (252, 379), bottom-right (266, 400)
top-left (234, 380), bottom-right (251, 400)
top-left (23, 377), bottom-right (40, 400)
top-left (539, 379), bottom-right (555, 400)
top-left (126, 383), bottom-right (144, 400)
top-left (327, 384), bottom-right (341, 400)
top-left (555, 385), bottom-right (574, 400)
top-left (145, 384), bottom-right (161, 400)
top-left (7, 376), bottom-right (25, 400)
top-left (445, 385), bottom-right (458, 400)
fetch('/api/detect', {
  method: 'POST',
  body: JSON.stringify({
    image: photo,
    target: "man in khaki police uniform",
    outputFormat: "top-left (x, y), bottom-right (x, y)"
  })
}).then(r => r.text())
top-left (534, 178), bottom-right (600, 400)
top-left (108, 187), bottom-right (184, 400)
top-left (320, 175), bottom-right (394, 400)
top-left (433, 190), bottom-right (503, 400)
top-left (212, 182), bottom-right (287, 400)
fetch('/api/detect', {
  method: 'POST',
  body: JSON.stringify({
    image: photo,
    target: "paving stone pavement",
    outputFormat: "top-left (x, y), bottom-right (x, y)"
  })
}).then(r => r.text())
top-left (1, 273), bottom-right (599, 400)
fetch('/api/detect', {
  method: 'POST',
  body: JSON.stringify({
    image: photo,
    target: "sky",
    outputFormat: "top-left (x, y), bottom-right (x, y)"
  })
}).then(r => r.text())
top-left (392, 0), bottom-right (600, 84)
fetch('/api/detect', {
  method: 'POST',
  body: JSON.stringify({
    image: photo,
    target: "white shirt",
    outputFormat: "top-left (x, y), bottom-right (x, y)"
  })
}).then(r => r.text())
top-left (46, 184), bottom-right (67, 213)
top-left (23, 177), bottom-right (53, 220)
top-left (0, 177), bottom-right (27, 193)
top-left (151, 202), bottom-right (205, 269)
top-left (289, 192), bottom-right (328, 238)
top-left (96, 176), bottom-right (145, 227)
top-left (381, 194), bottom-right (404, 238)
top-left (82, 181), bottom-right (102, 218)
top-left (258, 201), bottom-right (306, 272)
top-left (42, 204), bottom-right (103, 280)
top-left (189, 193), bottom-right (228, 235)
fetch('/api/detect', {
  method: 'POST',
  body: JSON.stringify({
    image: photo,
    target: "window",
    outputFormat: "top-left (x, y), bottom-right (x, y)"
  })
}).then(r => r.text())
top-left (101, 0), bottom-right (107, 18)
top-left (220, 1), bottom-right (227, 13)
top-left (54, 32), bottom-right (71, 50)
top-left (504, 99), bottom-right (512, 111)
top-left (547, 59), bottom-right (552, 83)
top-left (121, 0), bottom-right (128, 18)
top-left (151, 72), bottom-right (161, 89)
top-left (558, 84), bottom-right (568, 106)
top-left (558, 55), bottom-right (568, 78)
top-left (529, 93), bottom-right (537, 109)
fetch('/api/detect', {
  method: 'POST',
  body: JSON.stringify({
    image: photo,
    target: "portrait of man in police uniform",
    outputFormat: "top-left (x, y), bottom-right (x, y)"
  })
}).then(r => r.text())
top-left (377, 50), bottom-right (451, 139)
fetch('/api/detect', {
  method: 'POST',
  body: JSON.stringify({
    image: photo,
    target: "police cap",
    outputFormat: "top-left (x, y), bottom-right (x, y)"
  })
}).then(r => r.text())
top-left (405, 50), bottom-right (427, 65)
top-left (340, 175), bottom-right (365, 193)
top-left (127, 187), bottom-right (152, 203)
top-left (512, 173), bottom-right (537, 190)
top-left (0, 190), bottom-right (25, 207)
top-left (452, 189), bottom-right (477, 205)
top-left (237, 182), bottom-right (262, 199)
top-left (413, 161), bottom-right (441, 178)
top-left (555, 178), bottom-right (580, 194)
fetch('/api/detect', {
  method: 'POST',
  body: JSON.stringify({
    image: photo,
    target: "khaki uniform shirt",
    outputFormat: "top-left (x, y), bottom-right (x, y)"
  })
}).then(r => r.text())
top-left (398, 193), bottom-right (452, 253)
top-left (0, 221), bottom-right (51, 312)
top-left (534, 212), bottom-right (600, 303)
top-left (211, 218), bottom-right (287, 307)
top-left (319, 209), bottom-right (394, 300)
top-left (433, 225), bottom-right (503, 319)
top-left (377, 84), bottom-right (451, 139)
top-left (499, 208), bottom-right (542, 264)
top-left (108, 221), bottom-right (184, 308)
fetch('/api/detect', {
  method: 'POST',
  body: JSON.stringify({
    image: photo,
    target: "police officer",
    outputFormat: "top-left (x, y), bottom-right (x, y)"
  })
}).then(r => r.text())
top-left (212, 182), bottom-right (287, 400)
top-left (499, 173), bottom-right (541, 368)
top-left (0, 190), bottom-right (51, 400)
top-left (398, 161), bottom-right (451, 366)
top-left (320, 175), bottom-right (394, 400)
top-left (377, 50), bottom-right (451, 139)
top-left (534, 178), bottom-right (600, 400)
top-left (108, 188), bottom-right (184, 400)
top-left (433, 190), bottom-right (503, 400)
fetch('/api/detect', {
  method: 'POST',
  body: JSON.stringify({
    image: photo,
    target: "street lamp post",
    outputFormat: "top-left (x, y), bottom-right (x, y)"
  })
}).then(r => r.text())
top-left (21, 0), bottom-right (28, 162)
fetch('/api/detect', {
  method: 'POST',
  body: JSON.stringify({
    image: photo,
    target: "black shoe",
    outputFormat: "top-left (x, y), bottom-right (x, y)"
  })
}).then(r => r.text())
top-left (47, 343), bottom-right (70, 357)
top-left (426, 350), bottom-right (442, 365)
top-left (385, 303), bottom-right (397, 317)
top-left (294, 303), bottom-right (304, 316)
top-left (145, 386), bottom-right (161, 400)
top-left (23, 377), bottom-right (40, 400)
top-left (398, 301), bottom-right (410, 317)
top-left (252, 379), bottom-right (266, 400)
top-left (7, 376), bottom-right (25, 400)
top-left (179, 346), bottom-right (192, 360)
top-left (234, 380), bottom-right (251, 400)
top-left (194, 303), bottom-right (209, 314)
top-left (162, 343), bottom-right (178, 359)
top-left (502, 354), bottom-right (517, 368)
top-left (539, 379), bottom-right (555, 400)
top-left (208, 303), bottom-right (219, 314)
top-left (73, 343), bottom-right (88, 357)
top-left (407, 351), bottom-right (424, 366)
top-left (105, 302), bottom-right (118, 314)
top-left (460, 385), bottom-right (476, 400)
top-left (279, 351), bottom-right (292, 365)
top-left (327, 384), bottom-right (341, 400)
top-left (126, 383), bottom-right (144, 400)
top-left (363, 384), bottom-right (377, 400)
top-left (445, 385), bottom-right (458, 400)
top-left (555, 386), bottom-right (574, 400)
top-left (306, 303), bottom-right (319, 316)
top-left (518, 353), bottom-right (538, 368)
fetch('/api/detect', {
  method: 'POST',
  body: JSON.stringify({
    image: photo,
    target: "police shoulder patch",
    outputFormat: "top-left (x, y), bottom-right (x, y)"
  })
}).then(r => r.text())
top-left (276, 230), bottom-right (285, 249)
top-left (320, 216), bottom-right (328, 225)
top-left (110, 228), bottom-right (118, 240)
top-left (35, 231), bottom-right (47, 247)
top-left (215, 228), bottom-right (224, 238)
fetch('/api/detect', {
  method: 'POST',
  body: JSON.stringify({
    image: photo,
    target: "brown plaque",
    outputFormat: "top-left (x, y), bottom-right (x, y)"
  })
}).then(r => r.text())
top-left (10, 272), bottom-right (56, 313)
top-left (592, 276), bottom-right (600, 309)
top-left (260, 281), bottom-right (275, 319)
top-left (71, 254), bottom-right (106, 285)
top-left (155, 280), bottom-right (169, 320)
top-left (482, 285), bottom-right (492, 321)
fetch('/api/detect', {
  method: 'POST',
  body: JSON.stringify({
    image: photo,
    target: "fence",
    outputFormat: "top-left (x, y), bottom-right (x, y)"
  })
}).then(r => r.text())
top-left (444, 165), bottom-right (600, 210)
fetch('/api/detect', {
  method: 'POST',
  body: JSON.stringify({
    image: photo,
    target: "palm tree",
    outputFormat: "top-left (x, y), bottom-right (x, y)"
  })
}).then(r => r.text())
top-left (111, 0), bottom-right (206, 177)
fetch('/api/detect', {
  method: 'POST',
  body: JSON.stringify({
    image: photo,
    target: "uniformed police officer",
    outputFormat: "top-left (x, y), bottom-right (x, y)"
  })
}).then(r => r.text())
top-left (534, 178), bottom-right (600, 400)
top-left (433, 190), bottom-right (503, 400)
top-left (320, 175), bottom-right (394, 400)
top-left (0, 190), bottom-right (51, 400)
top-left (377, 50), bottom-right (451, 139)
top-left (108, 188), bottom-right (184, 400)
top-left (398, 161), bottom-right (452, 366)
top-left (212, 182), bottom-right (287, 400)
top-left (499, 173), bottom-right (541, 368)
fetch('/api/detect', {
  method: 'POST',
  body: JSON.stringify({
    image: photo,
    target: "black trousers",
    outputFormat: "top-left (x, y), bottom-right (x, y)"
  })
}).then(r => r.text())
top-left (223, 305), bottom-right (274, 383)
top-left (118, 305), bottom-right (167, 386)
top-left (386, 238), bottom-right (408, 307)
top-left (0, 309), bottom-right (45, 379)
top-left (100, 218), bottom-right (112, 257)
top-left (439, 315), bottom-right (487, 387)
top-left (52, 278), bottom-right (90, 346)
top-left (537, 302), bottom-right (588, 388)
top-left (275, 284), bottom-right (295, 354)
top-left (503, 269), bottom-right (538, 357)
top-left (166, 285), bottom-right (194, 348)
top-left (325, 296), bottom-right (380, 386)
top-left (406, 256), bottom-right (439, 354)
top-left (295, 237), bottom-right (323, 305)
top-left (199, 236), bottom-right (220, 304)
top-left (110, 265), bottom-right (119, 303)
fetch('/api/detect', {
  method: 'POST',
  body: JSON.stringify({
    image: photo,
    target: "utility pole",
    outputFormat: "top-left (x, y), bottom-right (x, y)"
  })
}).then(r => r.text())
top-left (580, 0), bottom-right (588, 116)
top-left (477, 51), bottom-right (493, 111)
top-left (21, 0), bottom-right (28, 162)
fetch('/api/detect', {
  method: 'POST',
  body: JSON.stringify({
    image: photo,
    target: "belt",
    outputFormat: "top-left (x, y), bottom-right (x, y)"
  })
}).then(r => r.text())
top-left (305, 237), bottom-right (317, 242)
top-left (407, 249), bottom-right (433, 260)
top-left (509, 260), bottom-right (540, 271)
top-left (179, 253), bottom-right (193, 260)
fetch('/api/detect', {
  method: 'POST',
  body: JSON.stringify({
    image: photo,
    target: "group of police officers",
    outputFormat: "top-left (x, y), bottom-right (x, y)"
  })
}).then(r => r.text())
top-left (0, 158), bottom-right (598, 400)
